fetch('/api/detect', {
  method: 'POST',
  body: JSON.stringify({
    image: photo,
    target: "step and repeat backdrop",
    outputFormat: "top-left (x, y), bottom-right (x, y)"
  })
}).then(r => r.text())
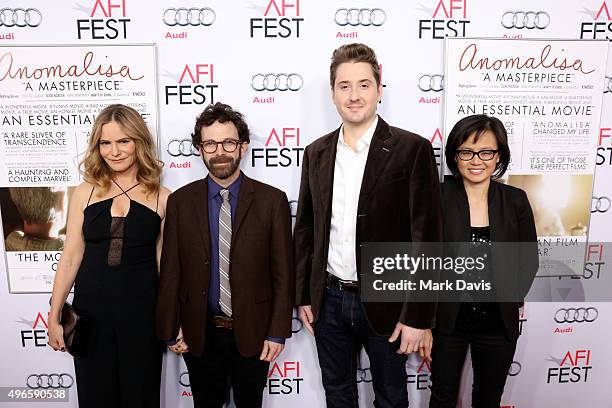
top-left (0, 0), bottom-right (611, 407)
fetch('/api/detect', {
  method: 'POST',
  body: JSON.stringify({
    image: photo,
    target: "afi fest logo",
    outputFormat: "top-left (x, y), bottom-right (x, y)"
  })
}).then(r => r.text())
top-left (580, 1), bottom-right (612, 39)
top-left (18, 312), bottom-right (48, 348)
top-left (250, 127), bottom-right (304, 168)
top-left (584, 243), bottom-right (605, 280)
top-left (249, 0), bottom-right (303, 38)
top-left (518, 308), bottom-right (527, 335)
top-left (266, 361), bottom-right (303, 395)
top-left (76, 0), bottom-right (130, 40)
top-left (596, 127), bottom-right (612, 166)
top-left (163, 63), bottom-right (218, 106)
top-left (428, 128), bottom-right (443, 169)
top-left (406, 356), bottom-right (431, 391)
top-left (417, 0), bottom-right (470, 39)
top-left (547, 350), bottom-right (593, 383)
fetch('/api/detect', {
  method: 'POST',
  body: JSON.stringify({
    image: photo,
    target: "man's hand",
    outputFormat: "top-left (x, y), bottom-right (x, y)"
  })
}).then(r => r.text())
top-left (388, 322), bottom-right (432, 360)
top-left (259, 340), bottom-right (285, 362)
top-left (298, 305), bottom-right (315, 336)
top-left (168, 327), bottom-right (189, 354)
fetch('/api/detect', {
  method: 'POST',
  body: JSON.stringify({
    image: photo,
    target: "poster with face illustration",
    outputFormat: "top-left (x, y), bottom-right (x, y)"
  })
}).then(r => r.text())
top-left (0, 44), bottom-right (158, 292)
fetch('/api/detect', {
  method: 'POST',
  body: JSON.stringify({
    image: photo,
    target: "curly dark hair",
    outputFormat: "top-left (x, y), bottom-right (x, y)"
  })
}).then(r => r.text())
top-left (191, 102), bottom-right (250, 147)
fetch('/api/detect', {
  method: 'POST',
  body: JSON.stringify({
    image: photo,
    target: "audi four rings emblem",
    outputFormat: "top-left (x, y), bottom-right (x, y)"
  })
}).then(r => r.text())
top-left (162, 8), bottom-right (216, 26)
top-left (179, 371), bottom-right (190, 387)
top-left (591, 196), bottom-right (611, 213)
top-left (605, 76), bottom-right (612, 94)
top-left (251, 73), bottom-right (304, 92)
top-left (356, 368), bottom-right (372, 383)
top-left (167, 139), bottom-right (200, 157)
top-left (554, 307), bottom-right (599, 323)
top-left (0, 8), bottom-right (42, 27)
top-left (291, 317), bottom-right (303, 333)
top-left (418, 74), bottom-right (444, 92)
top-left (334, 8), bottom-right (386, 26)
top-left (501, 11), bottom-right (550, 29)
top-left (508, 361), bottom-right (522, 376)
top-left (26, 374), bottom-right (74, 389)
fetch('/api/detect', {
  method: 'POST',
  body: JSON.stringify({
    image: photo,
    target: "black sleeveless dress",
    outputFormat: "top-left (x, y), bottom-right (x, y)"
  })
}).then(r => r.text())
top-left (72, 183), bottom-right (163, 408)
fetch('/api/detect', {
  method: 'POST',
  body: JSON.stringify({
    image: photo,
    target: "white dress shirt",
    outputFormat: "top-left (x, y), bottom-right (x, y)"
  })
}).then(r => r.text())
top-left (327, 116), bottom-right (379, 282)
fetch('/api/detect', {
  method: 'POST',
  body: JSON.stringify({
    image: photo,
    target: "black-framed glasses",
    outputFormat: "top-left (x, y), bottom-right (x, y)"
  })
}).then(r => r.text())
top-left (199, 139), bottom-right (242, 154)
top-left (456, 149), bottom-right (498, 161)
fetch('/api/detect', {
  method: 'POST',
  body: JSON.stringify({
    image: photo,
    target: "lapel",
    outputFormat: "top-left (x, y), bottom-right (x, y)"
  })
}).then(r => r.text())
top-left (453, 178), bottom-right (471, 241)
top-left (357, 117), bottom-right (395, 212)
top-left (314, 129), bottom-right (339, 213)
top-left (454, 178), bottom-right (499, 241)
top-left (193, 177), bottom-right (211, 260)
top-left (232, 173), bottom-right (255, 252)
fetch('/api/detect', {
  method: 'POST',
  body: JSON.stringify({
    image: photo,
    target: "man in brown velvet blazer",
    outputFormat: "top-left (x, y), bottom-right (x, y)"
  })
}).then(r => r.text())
top-left (294, 43), bottom-right (443, 408)
top-left (156, 102), bottom-right (294, 408)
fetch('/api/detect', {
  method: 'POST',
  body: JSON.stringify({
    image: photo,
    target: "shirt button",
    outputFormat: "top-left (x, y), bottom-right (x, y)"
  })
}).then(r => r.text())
top-left (201, 289), bottom-right (207, 296)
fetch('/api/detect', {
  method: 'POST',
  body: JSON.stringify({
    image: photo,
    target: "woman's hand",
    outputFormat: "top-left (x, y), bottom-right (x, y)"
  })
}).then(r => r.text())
top-left (47, 321), bottom-right (66, 352)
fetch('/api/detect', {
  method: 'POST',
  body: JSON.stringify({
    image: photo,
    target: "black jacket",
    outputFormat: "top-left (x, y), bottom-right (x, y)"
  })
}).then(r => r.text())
top-left (435, 178), bottom-right (538, 340)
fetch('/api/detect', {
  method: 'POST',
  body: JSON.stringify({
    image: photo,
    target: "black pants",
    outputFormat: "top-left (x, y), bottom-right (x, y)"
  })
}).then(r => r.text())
top-left (429, 329), bottom-right (517, 408)
top-left (73, 296), bottom-right (162, 408)
top-left (314, 286), bottom-right (408, 408)
top-left (183, 323), bottom-right (269, 408)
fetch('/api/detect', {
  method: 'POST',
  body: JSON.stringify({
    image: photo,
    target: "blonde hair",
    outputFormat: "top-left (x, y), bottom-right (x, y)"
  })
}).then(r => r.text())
top-left (80, 104), bottom-right (162, 195)
top-left (9, 187), bottom-right (62, 224)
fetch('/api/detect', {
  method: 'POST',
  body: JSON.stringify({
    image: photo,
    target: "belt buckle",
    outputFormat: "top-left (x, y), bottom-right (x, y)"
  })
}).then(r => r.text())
top-left (213, 315), bottom-right (233, 329)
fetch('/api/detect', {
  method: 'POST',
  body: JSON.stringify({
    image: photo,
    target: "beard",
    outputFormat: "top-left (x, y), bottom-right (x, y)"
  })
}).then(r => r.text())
top-left (203, 150), bottom-right (242, 180)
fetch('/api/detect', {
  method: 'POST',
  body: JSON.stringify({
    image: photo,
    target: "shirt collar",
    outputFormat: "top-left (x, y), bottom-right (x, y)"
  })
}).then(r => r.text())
top-left (338, 115), bottom-right (378, 152)
top-left (208, 172), bottom-right (242, 200)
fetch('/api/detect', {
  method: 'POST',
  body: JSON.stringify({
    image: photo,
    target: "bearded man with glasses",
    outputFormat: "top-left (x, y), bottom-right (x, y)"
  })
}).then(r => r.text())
top-left (156, 102), bottom-right (295, 408)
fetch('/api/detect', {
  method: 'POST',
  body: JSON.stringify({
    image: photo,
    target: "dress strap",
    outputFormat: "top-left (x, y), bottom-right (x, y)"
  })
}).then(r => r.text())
top-left (111, 179), bottom-right (140, 200)
top-left (86, 185), bottom-right (95, 206)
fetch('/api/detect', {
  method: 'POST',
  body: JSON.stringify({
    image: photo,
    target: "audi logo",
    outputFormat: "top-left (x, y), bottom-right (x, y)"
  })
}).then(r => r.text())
top-left (605, 76), bottom-right (612, 94)
top-left (501, 11), bottom-right (550, 29)
top-left (418, 74), bottom-right (444, 92)
top-left (554, 307), bottom-right (599, 323)
top-left (334, 8), bottom-right (386, 26)
top-left (591, 196), bottom-right (611, 213)
top-left (167, 139), bottom-right (199, 157)
top-left (291, 316), bottom-right (303, 333)
top-left (356, 367), bottom-right (372, 383)
top-left (162, 7), bottom-right (216, 26)
top-left (0, 7), bottom-right (42, 27)
top-left (508, 361), bottom-right (522, 376)
top-left (26, 374), bottom-right (74, 389)
top-left (179, 371), bottom-right (190, 387)
top-left (251, 73), bottom-right (303, 92)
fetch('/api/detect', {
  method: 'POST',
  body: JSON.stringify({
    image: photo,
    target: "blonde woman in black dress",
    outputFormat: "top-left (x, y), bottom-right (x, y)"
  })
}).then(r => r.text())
top-left (48, 104), bottom-right (171, 408)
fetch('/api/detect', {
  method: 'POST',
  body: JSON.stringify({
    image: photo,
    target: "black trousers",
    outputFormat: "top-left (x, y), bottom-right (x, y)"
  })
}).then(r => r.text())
top-left (429, 329), bottom-right (517, 408)
top-left (314, 286), bottom-right (408, 408)
top-left (73, 296), bottom-right (163, 408)
top-left (183, 323), bottom-right (270, 408)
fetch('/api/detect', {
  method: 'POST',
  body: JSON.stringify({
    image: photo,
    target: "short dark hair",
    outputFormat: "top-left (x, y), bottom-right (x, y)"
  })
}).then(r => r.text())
top-left (445, 114), bottom-right (510, 179)
top-left (329, 43), bottom-right (380, 88)
top-left (191, 102), bottom-right (250, 147)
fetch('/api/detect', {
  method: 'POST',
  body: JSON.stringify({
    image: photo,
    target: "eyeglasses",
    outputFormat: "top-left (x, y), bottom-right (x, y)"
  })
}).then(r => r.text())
top-left (456, 149), bottom-right (498, 161)
top-left (199, 139), bottom-right (242, 154)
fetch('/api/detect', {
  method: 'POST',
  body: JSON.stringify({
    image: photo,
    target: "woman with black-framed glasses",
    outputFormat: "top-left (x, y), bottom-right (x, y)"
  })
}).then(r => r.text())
top-left (429, 114), bottom-right (538, 407)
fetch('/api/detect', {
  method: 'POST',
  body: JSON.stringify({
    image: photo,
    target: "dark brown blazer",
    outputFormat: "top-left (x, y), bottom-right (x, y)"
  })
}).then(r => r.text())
top-left (435, 178), bottom-right (539, 340)
top-left (294, 117), bottom-right (443, 334)
top-left (156, 174), bottom-right (294, 357)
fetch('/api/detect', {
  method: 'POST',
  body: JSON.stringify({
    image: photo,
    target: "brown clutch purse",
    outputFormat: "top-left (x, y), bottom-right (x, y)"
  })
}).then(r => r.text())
top-left (59, 301), bottom-right (90, 358)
